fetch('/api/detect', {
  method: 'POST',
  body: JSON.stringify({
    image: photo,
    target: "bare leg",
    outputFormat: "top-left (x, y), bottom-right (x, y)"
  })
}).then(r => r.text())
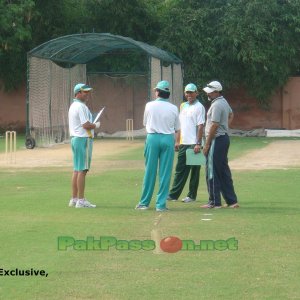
top-left (72, 171), bottom-right (79, 198)
top-left (77, 171), bottom-right (87, 199)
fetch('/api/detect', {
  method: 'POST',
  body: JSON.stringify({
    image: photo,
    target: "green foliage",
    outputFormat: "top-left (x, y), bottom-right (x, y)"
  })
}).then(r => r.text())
top-left (0, 0), bottom-right (34, 90)
top-left (1, 0), bottom-right (300, 108)
top-left (220, 0), bottom-right (300, 106)
top-left (29, 0), bottom-right (90, 45)
top-left (87, 0), bottom-right (160, 43)
top-left (156, 0), bottom-right (300, 108)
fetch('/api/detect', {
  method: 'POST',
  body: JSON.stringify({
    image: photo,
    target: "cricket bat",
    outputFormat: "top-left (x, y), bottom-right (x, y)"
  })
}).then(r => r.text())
top-left (93, 106), bottom-right (105, 124)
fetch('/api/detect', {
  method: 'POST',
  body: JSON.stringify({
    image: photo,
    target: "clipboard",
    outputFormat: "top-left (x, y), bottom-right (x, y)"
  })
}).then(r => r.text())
top-left (186, 149), bottom-right (206, 166)
top-left (93, 107), bottom-right (105, 124)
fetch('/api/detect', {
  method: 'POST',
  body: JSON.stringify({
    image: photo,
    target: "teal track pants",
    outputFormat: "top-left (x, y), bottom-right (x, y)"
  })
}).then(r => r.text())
top-left (139, 134), bottom-right (175, 209)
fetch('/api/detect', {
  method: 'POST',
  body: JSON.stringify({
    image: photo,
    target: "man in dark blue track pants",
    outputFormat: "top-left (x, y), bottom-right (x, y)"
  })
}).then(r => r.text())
top-left (201, 81), bottom-right (239, 209)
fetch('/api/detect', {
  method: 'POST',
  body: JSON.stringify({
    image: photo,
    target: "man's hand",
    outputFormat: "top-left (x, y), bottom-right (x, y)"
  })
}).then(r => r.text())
top-left (194, 144), bottom-right (201, 153)
top-left (203, 122), bottom-right (218, 156)
top-left (83, 121), bottom-right (100, 130)
top-left (175, 130), bottom-right (181, 151)
top-left (203, 143), bottom-right (210, 156)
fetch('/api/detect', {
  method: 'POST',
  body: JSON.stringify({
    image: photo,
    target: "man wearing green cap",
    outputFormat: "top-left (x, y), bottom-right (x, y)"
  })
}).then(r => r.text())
top-left (167, 83), bottom-right (206, 203)
top-left (135, 80), bottom-right (180, 212)
top-left (68, 83), bottom-right (100, 208)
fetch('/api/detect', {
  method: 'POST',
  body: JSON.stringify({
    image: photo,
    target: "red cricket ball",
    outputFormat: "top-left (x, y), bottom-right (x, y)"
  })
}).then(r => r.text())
top-left (160, 236), bottom-right (182, 253)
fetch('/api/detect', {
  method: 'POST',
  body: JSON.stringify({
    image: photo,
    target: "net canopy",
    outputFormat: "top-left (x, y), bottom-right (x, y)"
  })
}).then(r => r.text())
top-left (27, 33), bottom-right (183, 147)
top-left (28, 33), bottom-right (182, 65)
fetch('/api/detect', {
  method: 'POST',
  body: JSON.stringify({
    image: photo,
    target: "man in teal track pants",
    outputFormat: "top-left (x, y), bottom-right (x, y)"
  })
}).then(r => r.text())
top-left (135, 80), bottom-right (180, 212)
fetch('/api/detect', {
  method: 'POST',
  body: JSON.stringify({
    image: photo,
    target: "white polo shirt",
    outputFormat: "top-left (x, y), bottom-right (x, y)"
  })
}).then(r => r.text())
top-left (143, 98), bottom-right (180, 134)
top-left (179, 100), bottom-right (205, 144)
top-left (68, 99), bottom-right (94, 138)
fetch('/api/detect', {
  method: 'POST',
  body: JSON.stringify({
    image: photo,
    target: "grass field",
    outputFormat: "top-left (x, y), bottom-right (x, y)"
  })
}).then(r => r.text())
top-left (0, 137), bottom-right (299, 299)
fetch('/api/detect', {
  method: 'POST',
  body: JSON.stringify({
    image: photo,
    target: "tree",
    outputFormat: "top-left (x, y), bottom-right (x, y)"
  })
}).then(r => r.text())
top-left (0, 0), bottom-right (160, 90)
top-left (29, 0), bottom-right (90, 46)
top-left (1, 0), bottom-right (300, 108)
top-left (86, 0), bottom-right (160, 43)
top-left (0, 0), bottom-right (34, 90)
top-left (155, 0), bottom-right (300, 107)
top-left (220, 0), bottom-right (300, 106)
top-left (84, 0), bottom-right (161, 75)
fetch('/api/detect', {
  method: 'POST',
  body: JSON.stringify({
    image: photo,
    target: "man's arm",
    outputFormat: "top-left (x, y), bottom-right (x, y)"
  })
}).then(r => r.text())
top-left (175, 130), bottom-right (181, 151)
top-left (203, 122), bottom-right (219, 156)
top-left (79, 107), bottom-right (100, 130)
top-left (194, 124), bottom-right (204, 153)
top-left (82, 121), bottom-right (100, 130)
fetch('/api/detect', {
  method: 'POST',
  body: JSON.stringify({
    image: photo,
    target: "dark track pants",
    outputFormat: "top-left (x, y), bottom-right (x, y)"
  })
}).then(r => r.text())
top-left (206, 134), bottom-right (237, 206)
top-left (169, 145), bottom-right (200, 200)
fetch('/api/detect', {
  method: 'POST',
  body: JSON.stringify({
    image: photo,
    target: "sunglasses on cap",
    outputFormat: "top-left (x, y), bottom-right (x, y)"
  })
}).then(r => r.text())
top-left (185, 91), bottom-right (196, 94)
top-left (207, 85), bottom-right (220, 91)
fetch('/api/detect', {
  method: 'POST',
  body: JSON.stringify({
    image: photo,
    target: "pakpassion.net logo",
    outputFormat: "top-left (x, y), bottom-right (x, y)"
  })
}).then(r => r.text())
top-left (58, 236), bottom-right (238, 253)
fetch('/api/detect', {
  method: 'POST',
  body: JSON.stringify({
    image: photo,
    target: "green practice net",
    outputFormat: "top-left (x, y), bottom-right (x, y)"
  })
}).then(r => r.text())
top-left (28, 57), bottom-right (86, 146)
top-left (27, 34), bottom-right (183, 147)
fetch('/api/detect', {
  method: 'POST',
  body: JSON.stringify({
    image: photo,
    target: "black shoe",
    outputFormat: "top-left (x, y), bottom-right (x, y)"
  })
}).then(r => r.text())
top-left (167, 196), bottom-right (177, 201)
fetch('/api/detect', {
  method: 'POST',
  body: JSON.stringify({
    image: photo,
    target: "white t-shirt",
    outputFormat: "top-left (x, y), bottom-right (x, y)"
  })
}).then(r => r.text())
top-left (68, 99), bottom-right (94, 138)
top-left (179, 100), bottom-right (205, 144)
top-left (143, 98), bottom-right (180, 134)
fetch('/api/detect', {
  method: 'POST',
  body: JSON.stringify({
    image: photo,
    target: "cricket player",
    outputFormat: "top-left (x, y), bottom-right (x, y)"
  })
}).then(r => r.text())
top-left (201, 81), bottom-right (239, 209)
top-left (68, 83), bottom-right (100, 208)
top-left (135, 80), bottom-right (180, 211)
top-left (168, 83), bottom-right (206, 203)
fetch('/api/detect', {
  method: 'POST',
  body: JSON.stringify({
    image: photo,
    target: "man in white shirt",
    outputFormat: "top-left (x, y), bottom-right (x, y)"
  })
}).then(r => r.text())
top-left (135, 80), bottom-right (180, 211)
top-left (68, 83), bottom-right (100, 208)
top-left (168, 83), bottom-right (206, 203)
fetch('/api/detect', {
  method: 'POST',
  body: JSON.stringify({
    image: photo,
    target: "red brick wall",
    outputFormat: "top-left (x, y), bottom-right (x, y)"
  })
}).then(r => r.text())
top-left (224, 88), bottom-right (283, 130)
top-left (225, 77), bottom-right (300, 130)
top-left (282, 77), bottom-right (300, 130)
top-left (0, 82), bottom-right (26, 132)
top-left (1, 77), bottom-right (300, 133)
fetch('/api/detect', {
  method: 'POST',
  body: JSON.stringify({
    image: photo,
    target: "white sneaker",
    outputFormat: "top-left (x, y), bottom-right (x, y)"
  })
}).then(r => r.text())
top-left (75, 199), bottom-right (96, 208)
top-left (135, 204), bottom-right (149, 210)
top-left (69, 198), bottom-right (78, 207)
top-left (182, 197), bottom-right (195, 203)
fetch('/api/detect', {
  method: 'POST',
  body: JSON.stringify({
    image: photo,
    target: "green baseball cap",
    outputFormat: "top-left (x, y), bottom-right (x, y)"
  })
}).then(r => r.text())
top-left (154, 80), bottom-right (170, 92)
top-left (74, 83), bottom-right (93, 95)
top-left (184, 83), bottom-right (197, 92)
